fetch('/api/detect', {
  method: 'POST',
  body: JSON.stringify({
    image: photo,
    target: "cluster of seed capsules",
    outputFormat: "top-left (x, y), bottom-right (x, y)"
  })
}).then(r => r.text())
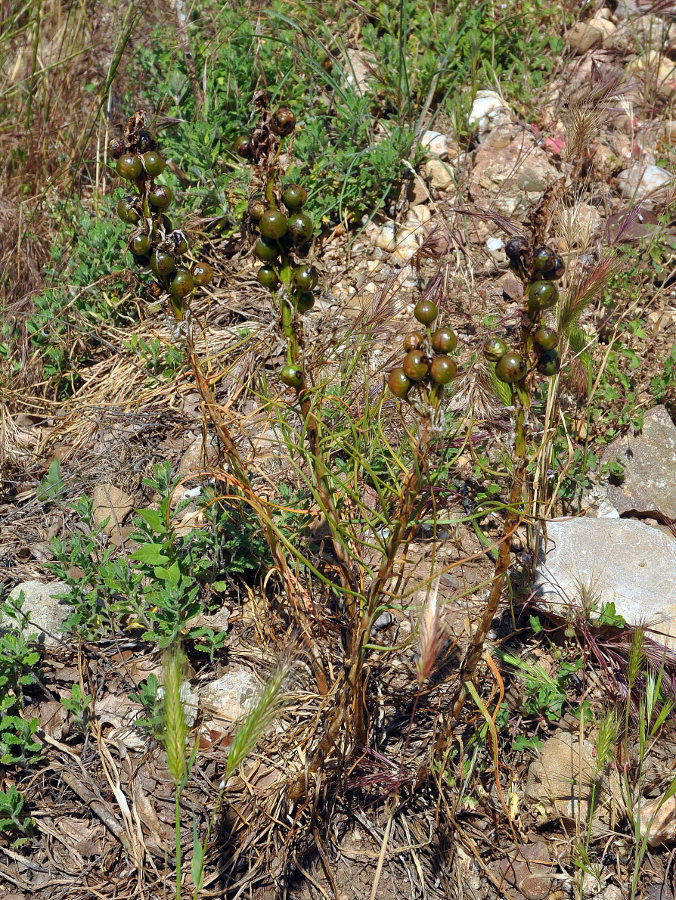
top-left (483, 238), bottom-right (565, 383)
top-left (110, 124), bottom-right (212, 316)
top-left (235, 107), bottom-right (319, 390)
top-left (387, 299), bottom-right (459, 399)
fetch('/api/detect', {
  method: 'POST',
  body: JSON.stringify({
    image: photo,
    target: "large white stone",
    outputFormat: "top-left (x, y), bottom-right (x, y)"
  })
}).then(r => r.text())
top-left (6, 581), bottom-right (72, 649)
top-left (200, 667), bottom-right (260, 722)
top-left (468, 90), bottom-right (511, 136)
top-left (535, 518), bottom-right (676, 649)
top-left (419, 130), bottom-right (448, 158)
top-left (617, 164), bottom-right (673, 200)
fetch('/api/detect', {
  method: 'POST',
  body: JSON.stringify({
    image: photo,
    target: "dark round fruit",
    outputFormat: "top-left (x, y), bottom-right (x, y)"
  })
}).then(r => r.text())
top-left (505, 236), bottom-right (528, 262)
top-left (532, 245), bottom-right (556, 274)
top-left (150, 250), bottom-right (175, 277)
top-left (259, 209), bottom-right (288, 240)
top-left (117, 196), bottom-right (140, 224)
top-left (234, 135), bottom-right (253, 159)
top-left (537, 349), bottom-right (560, 376)
top-left (533, 325), bottom-right (559, 351)
top-left (402, 350), bottom-right (429, 382)
top-left (137, 130), bottom-right (156, 153)
top-left (430, 356), bottom-right (457, 385)
top-left (543, 255), bottom-right (565, 280)
top-left (170, 269), bottom-right (194, 298)
top-left (282, 183), bottom-right (308, 210)
top-left (193, 262), bottom-right (213, 286)
top-left (495, 351), bottom-right (527, 383)
top-left (271, 107), bottom-right (296, 137)
top-left (281, 364), bottom-right (303, 388)
top-left (431, 327), bottom-right (458, 354)
top-left (254, 236), bottom-right (279, 263)
top-left (108, 138), bottom-right (124, 159)
top-left (483, 336), bottom-right (509, 361)
top-left (403, 331), bottom-right (425, 352)
top-left (287, 211), bottom-right (313, 244)
top-left (291, 265), bottom-right (318, 290)
top-left (248, 199), bottom-right (267, 223)
top-left (116, 154), bottom-right (142, 180)
top-left (143, 151), bottom-right (165, 177)
top-left (148, 185), bottom-right (173, 209)
top-left (527, 280), bottom-right (558, 310)
top-left (297, 292), bottom-right (315, 313)
top-left (414, 299), bottom-right (438, 325)
top-left (132, 253), bottom-right (151, 269)
top-left (257, 265), bottom-right (279, 288)
top-left (131, 234), bottom-right (151, 256)
top-left (387, 367), bottom-right (411, 398)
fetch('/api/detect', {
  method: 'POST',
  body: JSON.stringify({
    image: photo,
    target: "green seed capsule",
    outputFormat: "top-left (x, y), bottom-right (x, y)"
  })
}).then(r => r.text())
top-left (431, 327), bottom-right (458, 354)
top-left (282, 184), bottom-right (308, 210)
top-left (402, 350), bottom-right (429, 382)
top-left (143, 151), bottom-right (166, 177)
top-left (297, 292), bottom-right (315, 313)
top-left (387, 367), bottom-right (411, 398)
top-left (537, 349), bottom-right (560, 376)
top-left (131, 234), bottom-right (151, 256)
top-left (117, 196), bottom-right (140, 224)
top-left (148, 185), bottom-right (173, 210)
top-left (281, 364), bottom-right (303, 388)
top-left (257, 265), bottom-right (279, 288)
top-left (116, 154), bottom-right (142, 180)
top-left (287, 212), bottom-right (313, 245)
top-left (271, 107), bottom-right (296, 137)
top-left (259, 209), bottom-right (288, 240)
top-left (527, 280), bottom-right (558, 310)
top-left (483, 337), bottom-right (509, 361)
top-left (193, 262), bottom-right (213, 286)
top-left (532, 245), bottom-right (556, 274)
top-left (543, 255), bottom-right (565, 280)
top-left (291, 265), bottom-right (318, 290)
top-left (248, 199), bottom-right (267, 222)
top-left (170, 269), bottom-right (194, 298)
top-left (234, 135), bottom-right (253, 159)
top-left (253, 237), bottom-right (279, 263)
top-left (150, 251), bottom-right (175, 277)
top-left (414, 299), bottom-right (438, 325)
top-left (495, 351), bottom-right (527, 383)
top-left (430, 356), bottom-right (457, 384)
top-left (533, 325), bottom-right (558, 351)
top-left (403, 331), bottom-right (425, 352)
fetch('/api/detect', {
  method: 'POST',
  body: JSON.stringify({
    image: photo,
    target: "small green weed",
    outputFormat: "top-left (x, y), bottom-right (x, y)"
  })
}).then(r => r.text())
top-left (60, 684), bottom-right (92, 733)
top-left (36, 459), bottom-right (66, 506)
top-left (0, 784), bottom-right (34, 841)
top-left (129, 673), bottom-right (163, 738)
top-left (500, 650), bottom-right (584, 723)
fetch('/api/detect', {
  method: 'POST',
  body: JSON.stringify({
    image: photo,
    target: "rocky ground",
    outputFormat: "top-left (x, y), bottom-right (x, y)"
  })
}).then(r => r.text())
top-left (1, 1), bottom-right (676, 898)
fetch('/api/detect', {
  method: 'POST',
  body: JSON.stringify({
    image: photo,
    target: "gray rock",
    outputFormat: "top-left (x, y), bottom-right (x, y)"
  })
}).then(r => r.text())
top-left (525, 730), bottom-right (621, 834)
top-left (603, 405), bottom-right (676, 520)
top-left (535, 518), bottom-right (676, 649)
top-left (199, 667), bottom-right (259, 722)
top-left (5, 581), bottom-right (72, 649)
top-left (470, 137), bottom-right (558, 218)
top-left (617, 164), bottom-right (673, 201)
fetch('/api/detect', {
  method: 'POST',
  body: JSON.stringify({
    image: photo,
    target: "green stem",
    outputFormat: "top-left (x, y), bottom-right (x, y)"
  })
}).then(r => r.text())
top-left (175, 790), bottom-right (182, 900)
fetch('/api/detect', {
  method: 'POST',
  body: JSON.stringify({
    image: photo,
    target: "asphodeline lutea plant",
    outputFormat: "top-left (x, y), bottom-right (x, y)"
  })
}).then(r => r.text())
top-left (233, 94), bottom-right (317, 392)
top-left (449, 234), bottom-right (566, 719)
top-left (110, 111), bottom-right (213, 321)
